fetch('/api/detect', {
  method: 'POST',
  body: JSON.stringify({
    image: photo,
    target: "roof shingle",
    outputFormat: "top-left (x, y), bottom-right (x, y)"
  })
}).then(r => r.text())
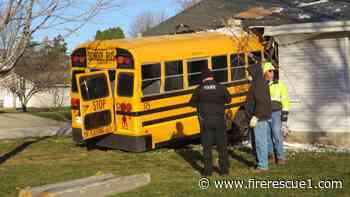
top-left (144, 0), bottom-right (350, 36)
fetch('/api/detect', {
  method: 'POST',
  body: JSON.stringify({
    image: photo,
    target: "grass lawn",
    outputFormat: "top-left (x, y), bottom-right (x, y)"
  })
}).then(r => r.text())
top-left (0, 107), bottom-right (71, 122)
top-left (0, 107), bottom-right (71, 121)
top-left (0, 137), bottom-right (348, 197)
top-left (28, 107), bottom-right (71, 122)
top-left (28, 110), bottom-right (71, 122)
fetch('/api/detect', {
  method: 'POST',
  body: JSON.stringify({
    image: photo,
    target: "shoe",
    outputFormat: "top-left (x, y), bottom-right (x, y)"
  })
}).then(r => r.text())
top-left (268, 154), bottom-right (275, 164)
top-left (251, 168), bottom-right (269, 174)
top-left (277, 159), bottom-right (287, 165)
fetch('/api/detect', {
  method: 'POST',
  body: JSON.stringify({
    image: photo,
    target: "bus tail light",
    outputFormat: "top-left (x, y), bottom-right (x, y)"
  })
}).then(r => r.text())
top-left (71, 48), bottom-right (87, 68)
top-left (71, 98), bottom-right (80, 110)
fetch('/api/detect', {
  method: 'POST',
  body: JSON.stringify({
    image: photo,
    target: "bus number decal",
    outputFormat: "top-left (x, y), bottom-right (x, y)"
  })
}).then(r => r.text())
top-left (144, 102), bottom-right (151, 110)
top-left (93, 99), bottom-right (106, 111)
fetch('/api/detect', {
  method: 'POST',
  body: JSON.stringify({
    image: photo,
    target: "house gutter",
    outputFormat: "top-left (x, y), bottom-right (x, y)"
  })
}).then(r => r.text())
top-left (261, 20), bottom-right (350, 36)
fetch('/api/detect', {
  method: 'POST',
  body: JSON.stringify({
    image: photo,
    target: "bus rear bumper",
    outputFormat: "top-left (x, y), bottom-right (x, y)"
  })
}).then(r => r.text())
top-left (96, 134), bottom-right (153, 152)
top-left (72, 127), bottom-right (153, 152)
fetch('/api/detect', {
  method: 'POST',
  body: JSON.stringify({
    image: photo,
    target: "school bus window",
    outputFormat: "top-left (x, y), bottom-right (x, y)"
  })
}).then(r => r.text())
top-left (188, 59), bottom-right (208, 86)
top-left (117, 48), bottom-right (134, 69)
top-left (212, 55), bottom-right (228, 83)
top-left (118, 73), bottom-right (134, 97)
top-left (71, 48), bottom-right (86, 67)
top-left (165, 60), bottom-right (184, 91)
top-left (231, 53), bottom-right (246, 81)
top-left (108, 70), bottom-right (116, 82)
top-left (142, 63), bottom-right (161, 96)
top-left (84, 110), bottom-right (112, 130)
top-left (71, 70), bottom-right (85, 92)
top-left (248, 51), bottom-right (262, 65)
top-left (79, 73), bottom-right (109, 101)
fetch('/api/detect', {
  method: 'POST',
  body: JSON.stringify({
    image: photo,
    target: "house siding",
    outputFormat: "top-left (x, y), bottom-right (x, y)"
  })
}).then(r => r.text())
top-left (0, 86), bottom-right (70, 109)
top-left (277, 32), bottom-right (350, 133)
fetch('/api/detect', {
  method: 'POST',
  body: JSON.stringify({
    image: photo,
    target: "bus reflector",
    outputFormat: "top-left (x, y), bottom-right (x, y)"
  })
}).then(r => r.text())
top-left (126, 103), bottom-right (132, 112)
top-left (120, 103), bottom-right (127, 112)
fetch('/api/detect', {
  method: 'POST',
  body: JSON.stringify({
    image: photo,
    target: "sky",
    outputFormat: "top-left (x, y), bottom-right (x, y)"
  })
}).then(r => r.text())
top-left (33, 0), bottom-right (180, 53)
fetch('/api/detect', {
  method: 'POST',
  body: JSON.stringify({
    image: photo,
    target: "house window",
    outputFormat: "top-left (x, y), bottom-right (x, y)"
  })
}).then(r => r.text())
top-left (231, 53), bottom-right (246, 81)
top-left (165, 60), bottom-right (184, 91)
top-left (212, 55), bottom-right (228, 83)
top-left (142, 63), bottom-right (161, 96)
top-left (187, 59), bottom-right (208, 86)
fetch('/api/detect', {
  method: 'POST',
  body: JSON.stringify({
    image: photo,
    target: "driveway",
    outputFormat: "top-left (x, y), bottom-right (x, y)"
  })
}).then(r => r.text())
top-left (0, 113), bottom-right (71, 139)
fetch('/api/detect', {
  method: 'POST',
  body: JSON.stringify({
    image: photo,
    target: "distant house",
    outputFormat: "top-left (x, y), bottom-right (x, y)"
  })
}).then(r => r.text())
top-left (0, 73), bottom-right (70, 109)
top-left (145, 0), bottom-right (350, 146)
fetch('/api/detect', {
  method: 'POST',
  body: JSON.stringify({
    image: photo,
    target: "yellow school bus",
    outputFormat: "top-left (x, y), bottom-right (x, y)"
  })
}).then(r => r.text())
top-left (70, 32), bottom-right (263, 152)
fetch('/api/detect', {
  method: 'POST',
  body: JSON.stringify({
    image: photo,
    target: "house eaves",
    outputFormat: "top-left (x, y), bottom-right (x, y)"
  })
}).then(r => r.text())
top-left (263, 20), bottom-right (350, 36)
top-left (144, 0), bottom-right (350, 37)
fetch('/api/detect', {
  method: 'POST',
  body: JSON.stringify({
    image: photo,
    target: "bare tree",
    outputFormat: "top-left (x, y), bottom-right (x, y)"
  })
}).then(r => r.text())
top-left (129, 11), bottom-right (168, 37)
top-left (174, 0), bottom-right (202, 10)
top-left (0, 0), bottom-right (121, 76)
top-left (0, 37), bottom-right (68, 112)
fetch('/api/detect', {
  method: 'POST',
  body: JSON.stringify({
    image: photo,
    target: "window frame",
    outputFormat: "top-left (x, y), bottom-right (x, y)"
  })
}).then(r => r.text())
top-left (79, 73), bottom-right (110, 101)
top-left (187, 57), bottom-right (209, 87)
top-left (211, 55), bottom-right (229, 83)
top-left (164, 60), bottom-right (184, 92)
top-left (71, 69), bottom-right (85, 93)
top-left (248, 51), bottom-right (263, 66)
top-left (141, 62), bottom-right (162, 96)
top-left (230, 53), bottom-right (247, 82)
top-left (117, 72), bottom-right (134, 97)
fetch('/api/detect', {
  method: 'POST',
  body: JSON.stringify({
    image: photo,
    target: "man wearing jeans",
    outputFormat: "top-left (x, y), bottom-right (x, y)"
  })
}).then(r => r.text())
top-left (263, 62), bottom-right (290, 165)
top-left (246, 64), bottom-right (272, 173)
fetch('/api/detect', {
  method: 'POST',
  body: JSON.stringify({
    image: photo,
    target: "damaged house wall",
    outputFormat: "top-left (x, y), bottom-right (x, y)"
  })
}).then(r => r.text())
top-left (270, 31), bottom-right (350, 145)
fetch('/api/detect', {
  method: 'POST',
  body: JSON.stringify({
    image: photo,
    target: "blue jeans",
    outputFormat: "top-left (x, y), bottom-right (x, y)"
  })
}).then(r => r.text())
top-left (267, 111), bottom-right (285, 160)
top-left (254, 120), bottom-right (271, 169)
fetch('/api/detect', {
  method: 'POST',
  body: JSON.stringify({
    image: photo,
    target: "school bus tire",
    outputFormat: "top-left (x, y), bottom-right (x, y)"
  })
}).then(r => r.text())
top-left (228, 108), bottom-right (250, 144)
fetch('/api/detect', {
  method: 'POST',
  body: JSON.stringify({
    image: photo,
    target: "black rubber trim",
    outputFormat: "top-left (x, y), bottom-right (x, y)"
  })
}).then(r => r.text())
top-left (118, 92), bottom-right (248, 117)
top-left (155, 134), bottom-right (200, 148)
top-left (142, 102), bottom-right (245, 127)
top-left (142, 112), bottom-right (197, 127)
top-left (141, 80), bottom-right (250, 102)
top-left (72, 128), bottom-right (84, 143)
top-left (96, 133), bottom-right (152, 152)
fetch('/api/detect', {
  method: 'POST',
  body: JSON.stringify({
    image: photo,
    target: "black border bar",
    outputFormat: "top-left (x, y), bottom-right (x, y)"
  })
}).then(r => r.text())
top-left (142, 101), bottom-right (245, 127)
top-left (117, 92), bottom-right (248, 117)
top-left (141, 80), bottom-right (250, 102)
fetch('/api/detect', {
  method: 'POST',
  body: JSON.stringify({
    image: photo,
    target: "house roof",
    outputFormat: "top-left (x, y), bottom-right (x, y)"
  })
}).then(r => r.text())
top-left (144, 0), bottom-right (350, 36)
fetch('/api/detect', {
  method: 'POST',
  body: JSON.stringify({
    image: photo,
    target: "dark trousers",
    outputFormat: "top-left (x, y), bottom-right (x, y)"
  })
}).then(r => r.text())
top-left (200, 117), bottom-right (229, 174)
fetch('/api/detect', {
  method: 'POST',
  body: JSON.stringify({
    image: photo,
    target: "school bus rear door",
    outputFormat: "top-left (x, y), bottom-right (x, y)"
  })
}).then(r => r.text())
top-left (76, 71), bottom-right (115, 140)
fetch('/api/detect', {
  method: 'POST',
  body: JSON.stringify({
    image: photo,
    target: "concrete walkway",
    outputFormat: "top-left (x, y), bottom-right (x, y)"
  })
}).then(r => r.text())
top-left (0, 113), bottom-right (72, 139)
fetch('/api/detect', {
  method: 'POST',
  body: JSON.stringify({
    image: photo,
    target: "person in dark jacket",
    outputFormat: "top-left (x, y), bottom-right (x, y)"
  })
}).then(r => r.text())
top-left (189, 68), bottom-right (231, 176)
top-left (245, 64), bottom-right (272, 173)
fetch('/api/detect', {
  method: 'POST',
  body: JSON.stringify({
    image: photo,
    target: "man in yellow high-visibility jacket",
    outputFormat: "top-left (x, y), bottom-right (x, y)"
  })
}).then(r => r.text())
top-left (262, 62), bottom-right (290, 165)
